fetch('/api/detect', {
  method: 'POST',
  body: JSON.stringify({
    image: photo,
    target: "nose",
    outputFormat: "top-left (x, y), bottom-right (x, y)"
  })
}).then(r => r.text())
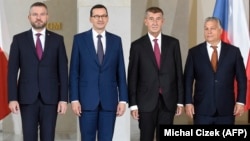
top-left (98, 17), bottom-right (104, 21)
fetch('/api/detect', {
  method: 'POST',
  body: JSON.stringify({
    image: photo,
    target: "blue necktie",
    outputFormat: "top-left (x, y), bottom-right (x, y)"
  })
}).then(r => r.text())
top-left (97, 35), bottom-right (104, 65)
top-left (36, 33), bottom-right (43, 60)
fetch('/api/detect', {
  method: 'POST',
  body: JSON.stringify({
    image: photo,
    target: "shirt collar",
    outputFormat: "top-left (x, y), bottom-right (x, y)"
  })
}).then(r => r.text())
top-left (32, 28), bottom-right (46, 36)
top-left (206, 41), bottom-right (222, 49)
top-left (148, 32), bottom-right (161, 41)
top-left (92, 29), bottom-right (106, 38)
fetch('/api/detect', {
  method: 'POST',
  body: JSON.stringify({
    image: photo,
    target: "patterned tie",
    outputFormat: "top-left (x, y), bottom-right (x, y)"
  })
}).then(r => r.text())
top-left (97, 34), bottom-right (104, 65)
top-left (153, 39), bottom-right (161, 69)
top-left (211, 46), bottom-right (218, 72)
top-left (36, 33), bottom-right (43, 60)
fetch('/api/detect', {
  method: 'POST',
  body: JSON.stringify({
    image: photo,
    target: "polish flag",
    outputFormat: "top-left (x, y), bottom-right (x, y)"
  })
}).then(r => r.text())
top-left (0, 48), bottom-right (10, 120)
top-left (0, 0), bottom-right (10, 120)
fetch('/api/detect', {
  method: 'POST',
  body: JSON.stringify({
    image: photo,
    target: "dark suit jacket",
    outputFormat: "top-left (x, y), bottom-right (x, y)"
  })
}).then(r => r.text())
top-left (69, 29), bottom-right (128, 111)
top-left (128, 34), bottom-right (184, 112)
top-left (8, 29), bottom-right (68, 104)
top-left (184, 41), bottom-right (246, 116)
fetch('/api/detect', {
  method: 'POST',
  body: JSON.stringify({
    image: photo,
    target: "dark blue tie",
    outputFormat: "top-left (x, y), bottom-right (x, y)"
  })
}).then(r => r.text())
top-left (36, 33), bottom-right (43, 60)
top-left (97, 35), bottom-right (104, 65)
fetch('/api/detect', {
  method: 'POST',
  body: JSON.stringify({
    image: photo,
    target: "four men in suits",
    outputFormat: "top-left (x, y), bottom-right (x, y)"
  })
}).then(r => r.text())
top-left (8, 2), bottom-right (68, 141)
top-left (128, 7), bottom-right (184, 141)
top-left (7, 2), bottom-right (248, 141)
top-left (69, 4), bottom-right (128, 141)
top-left (184, 17), bottom-right (246, 124)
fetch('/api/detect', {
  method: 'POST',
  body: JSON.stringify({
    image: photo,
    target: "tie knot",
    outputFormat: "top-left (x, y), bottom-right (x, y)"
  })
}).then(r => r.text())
top-left (153, 39), bottom-right (158, 42)
top-left (36, 33), bottom-right (41, 37)
top-left (97, 34), bottom-right (102, 39)
top-left (211, 46), bottom-right (217, 50)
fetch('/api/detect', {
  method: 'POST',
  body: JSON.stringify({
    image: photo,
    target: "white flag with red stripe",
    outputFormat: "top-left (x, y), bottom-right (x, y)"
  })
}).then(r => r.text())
top-left (0, 0), bottom-right (11, 120)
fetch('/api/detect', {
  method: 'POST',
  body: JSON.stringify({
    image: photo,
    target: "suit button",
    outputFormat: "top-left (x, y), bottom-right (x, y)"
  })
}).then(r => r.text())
top-left (214, 80), bottom-right (218, 83)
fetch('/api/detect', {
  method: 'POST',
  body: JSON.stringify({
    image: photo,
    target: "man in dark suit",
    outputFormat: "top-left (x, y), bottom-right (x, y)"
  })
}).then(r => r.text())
top-left (184, 17), bottom-right (246, 124)
top-left (8, 2), bottom-right (68, 141)
top-left (128, 7), bottom-right (184, 141)
top-left (69, 4), bottom-right (128, 141)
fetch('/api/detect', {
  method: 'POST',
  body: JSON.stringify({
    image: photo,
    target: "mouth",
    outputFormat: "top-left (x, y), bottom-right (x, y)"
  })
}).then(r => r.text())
top-left (152, 27), bottom-right (159, 30)
top-left (36, 19), bottom-right (43, 23)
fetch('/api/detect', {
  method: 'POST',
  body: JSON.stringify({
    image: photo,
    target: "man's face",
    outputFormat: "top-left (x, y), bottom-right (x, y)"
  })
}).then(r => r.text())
top-left (28, 6), bottom-right (48, 30)
top-left (204, 20), bottom-right (222, 44)
top-left (144, 12), bottom-right (164, 37)
top-left (90, 8), bottom-right (108, 32)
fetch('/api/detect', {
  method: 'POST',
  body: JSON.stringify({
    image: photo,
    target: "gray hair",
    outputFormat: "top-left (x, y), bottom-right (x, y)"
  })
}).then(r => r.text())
top-left (204, 17), bottom-right (222, 29)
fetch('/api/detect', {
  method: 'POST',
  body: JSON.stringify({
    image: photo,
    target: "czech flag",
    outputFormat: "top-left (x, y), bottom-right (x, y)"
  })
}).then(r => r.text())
top-left (213, 0), bottom-right (250, 110)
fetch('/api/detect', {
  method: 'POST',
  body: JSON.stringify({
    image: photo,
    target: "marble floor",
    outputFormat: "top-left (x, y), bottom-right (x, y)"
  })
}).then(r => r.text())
top-left (1, 113), bottom-right (249, 141)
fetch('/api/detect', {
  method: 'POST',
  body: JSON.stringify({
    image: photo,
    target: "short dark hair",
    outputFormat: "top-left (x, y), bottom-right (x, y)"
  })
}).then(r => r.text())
top-left (90, 4), bottom-right (108, 17)
top-left (29, 2), bottom-right (48, 13)
top-left (145, 7), bottom-right (164, 16)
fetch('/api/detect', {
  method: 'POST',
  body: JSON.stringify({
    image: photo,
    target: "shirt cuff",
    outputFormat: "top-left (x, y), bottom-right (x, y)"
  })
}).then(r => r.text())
top-left (71, 100), bottom-right (79, 103)
top-left (119, 101), bottom-right (127, 104)
top-left (177, 103), bottom-right (184, 107)
top-left (236, 102), bottom-right (244, 105)
top-left (130, 105), bottom-right (138, 110)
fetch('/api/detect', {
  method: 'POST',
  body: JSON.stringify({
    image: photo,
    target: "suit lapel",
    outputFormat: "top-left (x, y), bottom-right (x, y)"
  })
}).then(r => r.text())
top-left (161, 35), bottom-right (169, 69)
top-left (85, 30), bottom-right (99, 65)
top-left (102, 32), bottom-right (112, 66)
top-left (42, 30), bottom-right (51, 60)
top-left (144, 35), bottom-right (158, 69)
top-left (217, 42), bottom-right (228, 69)
top-left (153, 34), bottom-right (169, 70)
top-left (27, 30), bottom-right (38, 60)
top-left (199, 42), bottom-right (213, 70)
